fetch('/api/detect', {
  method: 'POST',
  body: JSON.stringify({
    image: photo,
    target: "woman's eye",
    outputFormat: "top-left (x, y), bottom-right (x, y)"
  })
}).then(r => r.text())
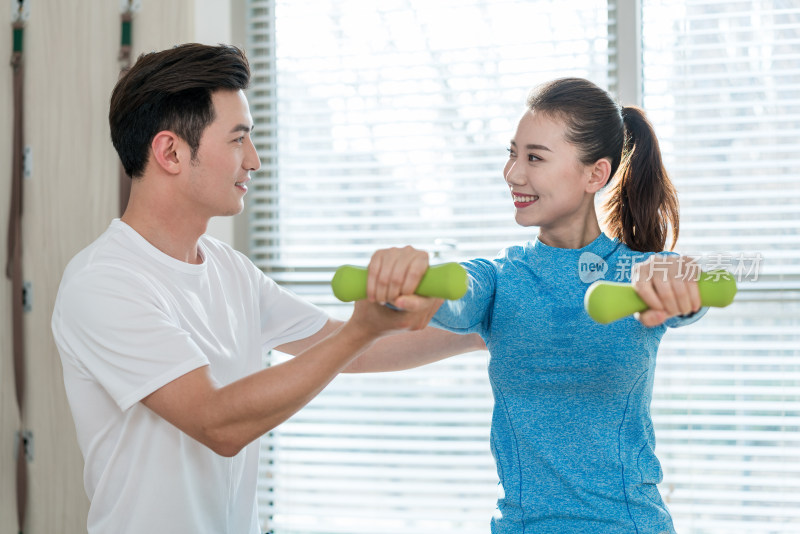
top-left (506, 147), bottom-right (516, 157)
top-left (528, 154), bottom-right (540, 162)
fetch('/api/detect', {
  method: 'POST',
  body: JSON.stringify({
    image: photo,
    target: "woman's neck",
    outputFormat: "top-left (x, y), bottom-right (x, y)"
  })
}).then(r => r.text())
top-left (538, 227), bottom-right (601, 250)
top-left (537, 212), bottom-right (602, 250)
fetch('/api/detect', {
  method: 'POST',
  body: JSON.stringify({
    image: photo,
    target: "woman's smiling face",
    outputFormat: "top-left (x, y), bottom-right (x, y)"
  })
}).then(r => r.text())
top-left (503, 110), bottom-right (596, 234)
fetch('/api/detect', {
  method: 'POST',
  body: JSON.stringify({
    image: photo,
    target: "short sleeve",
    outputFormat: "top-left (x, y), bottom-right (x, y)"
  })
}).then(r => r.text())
top-left (432, 258), bottom-right (497, 337)
top-left (52, 267), bottom-right (209, 411)
top-left (256, 271), bottom-right (328, 348)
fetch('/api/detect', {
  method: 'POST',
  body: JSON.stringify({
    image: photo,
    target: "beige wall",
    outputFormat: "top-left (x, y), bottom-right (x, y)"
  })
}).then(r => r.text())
top-left (0, 1), bottom-right (242, 531)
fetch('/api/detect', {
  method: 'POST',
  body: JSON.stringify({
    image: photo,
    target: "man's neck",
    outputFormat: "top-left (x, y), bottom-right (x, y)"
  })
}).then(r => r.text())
top-left (121, 192), bottom-right (208, 265)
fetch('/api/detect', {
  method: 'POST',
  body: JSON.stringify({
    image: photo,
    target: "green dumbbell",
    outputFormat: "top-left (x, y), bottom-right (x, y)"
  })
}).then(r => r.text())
top-left (584, 270), bottom-right (737, 324)
top-left (331, 263), bottom-right (468, 302)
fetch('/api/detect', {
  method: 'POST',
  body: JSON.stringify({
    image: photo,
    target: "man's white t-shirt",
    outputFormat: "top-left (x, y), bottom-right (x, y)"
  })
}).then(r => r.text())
top-left (51, 219), bottom-right (328, 534)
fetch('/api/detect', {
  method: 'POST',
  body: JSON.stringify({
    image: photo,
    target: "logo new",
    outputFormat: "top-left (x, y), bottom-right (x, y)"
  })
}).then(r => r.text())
top-left (578, 252), bottom-right (608, 283)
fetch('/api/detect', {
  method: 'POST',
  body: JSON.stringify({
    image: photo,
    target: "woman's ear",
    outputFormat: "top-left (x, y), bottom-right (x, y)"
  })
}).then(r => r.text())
top-left (150, 131), bottom-right (183, 175)
top-left (587, 158), bottom-right (612, 193)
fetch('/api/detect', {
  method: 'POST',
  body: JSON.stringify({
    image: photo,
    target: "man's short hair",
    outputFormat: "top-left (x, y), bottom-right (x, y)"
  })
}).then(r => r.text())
top-left (109, 43), bottom-right (250, 178)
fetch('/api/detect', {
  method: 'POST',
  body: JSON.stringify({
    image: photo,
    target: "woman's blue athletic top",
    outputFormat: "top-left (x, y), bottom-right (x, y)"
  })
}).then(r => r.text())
top-left (432, 233), bottom-right (703, 534)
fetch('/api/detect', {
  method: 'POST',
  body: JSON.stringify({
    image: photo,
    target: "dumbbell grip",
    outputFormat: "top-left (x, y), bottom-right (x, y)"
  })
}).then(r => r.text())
top-left (585, 270), bottom-right (737, 324)
top-left (331, 263), bottom-right (468, 302)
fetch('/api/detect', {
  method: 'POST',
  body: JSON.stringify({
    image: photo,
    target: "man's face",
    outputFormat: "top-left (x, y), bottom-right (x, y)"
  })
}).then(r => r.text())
top-left (185, 89), bottom-right (261, 218)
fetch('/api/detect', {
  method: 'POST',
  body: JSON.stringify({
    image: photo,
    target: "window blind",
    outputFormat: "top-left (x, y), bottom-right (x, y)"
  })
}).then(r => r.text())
top-left (642, 1), bottom-right (800, 532)
top-left (246, 1), bottom-right (614, 532)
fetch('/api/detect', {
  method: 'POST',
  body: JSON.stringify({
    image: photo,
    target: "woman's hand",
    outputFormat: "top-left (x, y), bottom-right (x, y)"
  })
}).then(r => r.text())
top-left (366, 245), bottom-right (431, 309)
top-left (632, 255), bottom-right (702, 327)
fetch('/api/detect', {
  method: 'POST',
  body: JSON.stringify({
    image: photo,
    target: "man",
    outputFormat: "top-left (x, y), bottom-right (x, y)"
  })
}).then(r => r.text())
top-left (51, 43), bottom-right (479, 533)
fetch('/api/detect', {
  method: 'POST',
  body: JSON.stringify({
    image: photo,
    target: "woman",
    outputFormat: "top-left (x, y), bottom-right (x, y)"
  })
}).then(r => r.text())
top-left (354, 78), bottom-right (705, 533)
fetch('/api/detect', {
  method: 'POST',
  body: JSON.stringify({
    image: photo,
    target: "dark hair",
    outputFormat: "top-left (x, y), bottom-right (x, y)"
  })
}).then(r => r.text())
top-left (109, 43), bottom-right (251, 178)
top-left (526, 78), bottom-right (679, 252)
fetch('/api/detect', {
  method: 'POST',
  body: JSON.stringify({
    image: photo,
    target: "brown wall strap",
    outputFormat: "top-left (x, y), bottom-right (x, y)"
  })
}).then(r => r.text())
top-left (7, 18), bottom-right (27, 534)
top-left (118, 11), bottom-right (133, 215)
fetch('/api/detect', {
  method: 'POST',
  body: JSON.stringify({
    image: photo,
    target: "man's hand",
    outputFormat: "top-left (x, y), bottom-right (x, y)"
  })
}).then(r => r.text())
top-left (632, 255), bottom-right (702, 327)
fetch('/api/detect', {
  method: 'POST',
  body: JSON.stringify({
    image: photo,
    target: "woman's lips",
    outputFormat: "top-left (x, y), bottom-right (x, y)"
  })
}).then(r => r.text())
top-left (513, 194), bottom-right (538, 208)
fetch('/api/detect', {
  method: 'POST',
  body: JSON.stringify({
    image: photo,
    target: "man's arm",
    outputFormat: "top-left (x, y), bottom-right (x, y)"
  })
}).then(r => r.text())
top-left (142, 299), bottom-right (433, 457)
top-left (279, 319), bottom-right (486, 373)
top-left (143, 245), bottom-right (474, 456)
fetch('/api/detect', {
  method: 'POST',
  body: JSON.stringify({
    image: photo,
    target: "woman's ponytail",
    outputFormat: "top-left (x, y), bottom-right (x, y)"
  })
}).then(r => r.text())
top-left (603, 106), bottom-right (680, 252)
